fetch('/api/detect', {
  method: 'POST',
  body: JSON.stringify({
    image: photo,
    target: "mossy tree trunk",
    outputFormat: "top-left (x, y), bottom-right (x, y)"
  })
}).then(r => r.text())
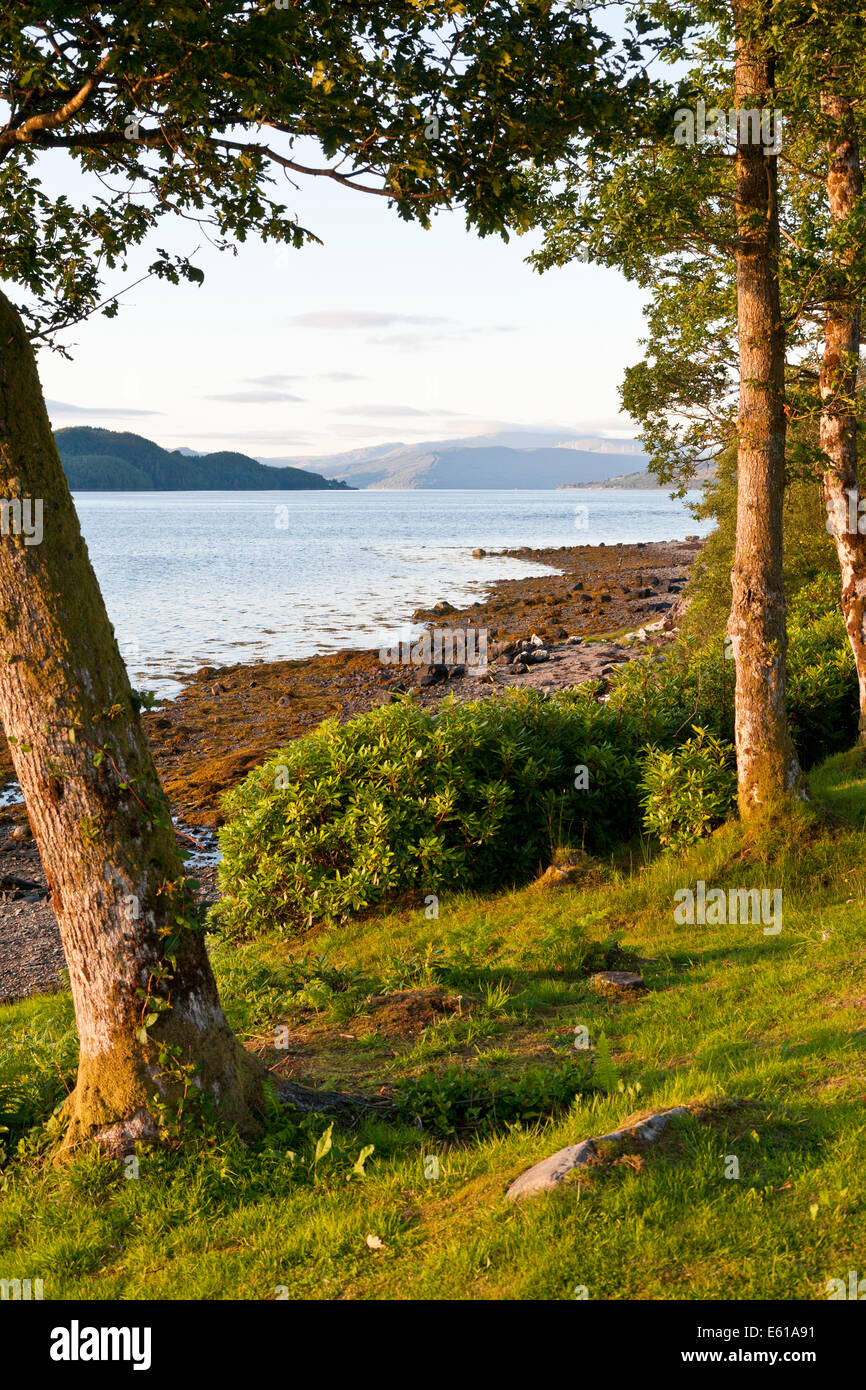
top-left (820, 91), bottom-right (866, 742)
top-left (728, 13), bottom-right (804, 815)
top-left (0, 290), bottom-right (265, 1157)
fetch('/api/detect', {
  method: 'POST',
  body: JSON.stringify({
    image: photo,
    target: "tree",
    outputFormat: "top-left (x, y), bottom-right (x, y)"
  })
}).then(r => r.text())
top-left (575, 4), bottom-right (866, 743)
top-left (0, 1), bottom-right (627, 1155)
top-left (727, 0), bottom-right (803, 810)
top-left (528, 0), bottom-right (866, 811)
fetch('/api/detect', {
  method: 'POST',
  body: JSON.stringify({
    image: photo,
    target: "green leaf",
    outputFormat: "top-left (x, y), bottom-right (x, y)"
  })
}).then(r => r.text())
top-left (314, 1122), bottom-right (333, 1165)
top-left (351, 1143), bottom-right (375, 1178)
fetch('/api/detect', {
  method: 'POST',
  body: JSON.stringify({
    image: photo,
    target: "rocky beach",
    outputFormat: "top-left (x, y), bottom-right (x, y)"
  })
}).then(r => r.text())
top-left (0, 536), bottom-right (700, 1003)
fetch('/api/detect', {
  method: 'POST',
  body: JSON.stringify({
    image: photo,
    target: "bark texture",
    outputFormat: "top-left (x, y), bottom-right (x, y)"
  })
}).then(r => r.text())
top-left (728, 12), bottom-right (804, 813)
top-left (0, 290), bottom-right (265, 1157)
top-left (819, 91), bottom-right (866, 741)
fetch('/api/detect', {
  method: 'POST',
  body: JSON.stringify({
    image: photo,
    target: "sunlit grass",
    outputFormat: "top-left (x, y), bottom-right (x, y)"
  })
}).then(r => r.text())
top-left (1, 751), bottom-right (865, 1299)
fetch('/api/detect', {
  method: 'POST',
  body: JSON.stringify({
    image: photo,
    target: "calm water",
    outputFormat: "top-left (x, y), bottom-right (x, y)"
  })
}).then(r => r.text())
top-left (73, 489), bottom-right (710, 698)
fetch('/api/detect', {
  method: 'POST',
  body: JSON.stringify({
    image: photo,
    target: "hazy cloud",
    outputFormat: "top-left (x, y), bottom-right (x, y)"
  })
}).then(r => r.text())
top-left (335, 404), bottom-right (463, 419)
top-left (46, 399), bottom-right (160, 417)
top-left (290, 310), bottom-right (453, 331)
top-left (367, 322), bottom-right (517, 352)
top-left (207, 389), bottom-right (304, 404)
top-left (243, 373), bottom-right (302, 388)
top-left (159, 429), bottom-right (313, 447)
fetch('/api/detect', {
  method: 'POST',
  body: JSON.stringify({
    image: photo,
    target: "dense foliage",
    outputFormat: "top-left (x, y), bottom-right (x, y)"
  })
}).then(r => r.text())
top-left (215, 688), bottom-right (649, 936)
top-left (216, 578), bottom-right (857, 937)
top-left (639, 727), bottom-right (737, 851)
top-left (0, 2), bottom-right (631, 345)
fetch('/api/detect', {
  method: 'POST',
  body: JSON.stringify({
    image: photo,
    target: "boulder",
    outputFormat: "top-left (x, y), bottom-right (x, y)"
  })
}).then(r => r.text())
top-left (506, 1106), bottom-right (691, 1201)
top-left (591, 970), bottom-right (646, 995)
top-left (418, 664), bottom-right (449, 687)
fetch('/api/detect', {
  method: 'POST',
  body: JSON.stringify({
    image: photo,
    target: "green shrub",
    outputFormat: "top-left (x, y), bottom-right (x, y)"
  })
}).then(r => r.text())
top-left (215, 576), bottom-right (857, 939)
top-left (610, 577), bottom-right (857, 770)
top-left (215, 689), bottom-right (646, 938)
top-left (787, 575), bottom-right (858, 766)
top-left (639, 727), bottom-right (737, 851)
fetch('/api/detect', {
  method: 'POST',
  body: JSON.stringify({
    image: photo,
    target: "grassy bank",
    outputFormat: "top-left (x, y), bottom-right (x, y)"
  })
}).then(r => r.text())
top-left (1, 748), bottom-right (864, 1300)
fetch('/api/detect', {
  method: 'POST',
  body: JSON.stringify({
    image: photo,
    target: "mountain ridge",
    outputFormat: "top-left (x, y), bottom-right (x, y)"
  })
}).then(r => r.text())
top-left (263, 430), bottom-right (650, 489)
top-left (55, 427), bottom-right (351, 491)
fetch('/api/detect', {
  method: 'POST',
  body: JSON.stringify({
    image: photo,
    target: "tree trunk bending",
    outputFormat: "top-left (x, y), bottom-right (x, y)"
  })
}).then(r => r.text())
top-left (820, 92), bottom-right (866, 742)
top-left (729, 13), bottom-right (805, 814)
top-left (0, 289), bottom-right (266, 1157)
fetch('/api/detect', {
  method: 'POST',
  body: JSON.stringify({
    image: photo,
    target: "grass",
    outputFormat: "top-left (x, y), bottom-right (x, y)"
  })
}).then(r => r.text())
top-left (1, 751), bottom-right (865, 1300)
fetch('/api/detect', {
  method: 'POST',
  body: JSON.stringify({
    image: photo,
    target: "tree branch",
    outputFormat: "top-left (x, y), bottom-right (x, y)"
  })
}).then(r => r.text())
top-left (0, 50), bottom-right (114, 148)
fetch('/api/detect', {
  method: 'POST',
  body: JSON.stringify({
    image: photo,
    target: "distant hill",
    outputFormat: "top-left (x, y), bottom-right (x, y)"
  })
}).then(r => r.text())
top-left (55, 428), bottom-right (352, 491)
top-left (262, 430), bottom-right (649, 489)
top-left (579, 461), bottom-right (717, 489)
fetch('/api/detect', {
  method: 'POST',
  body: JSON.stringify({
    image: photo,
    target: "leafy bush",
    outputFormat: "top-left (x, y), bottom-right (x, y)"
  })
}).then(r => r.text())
top-left (216, 575), bottom-right (857, 939)
top-left (610, 577), bottom-right (857, 771)
top-left (639, 727), bottom-right (737, 851)
top-left (392, 1061), bottom-right (592, 1137)
top-left (787, 575), bottom-right (859, 766)
top-left (215, 689), bottom-right (647, 937)
top-left (680, 447), bottom-right (838, 648)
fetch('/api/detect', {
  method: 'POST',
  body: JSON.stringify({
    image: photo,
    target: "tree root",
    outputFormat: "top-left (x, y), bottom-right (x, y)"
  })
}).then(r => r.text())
top-left (276, 1077), bottom-right (394, 1120)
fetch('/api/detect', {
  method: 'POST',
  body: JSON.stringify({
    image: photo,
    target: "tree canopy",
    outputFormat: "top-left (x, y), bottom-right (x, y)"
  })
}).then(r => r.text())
top-left (1, 1), bottom-right (635, 343)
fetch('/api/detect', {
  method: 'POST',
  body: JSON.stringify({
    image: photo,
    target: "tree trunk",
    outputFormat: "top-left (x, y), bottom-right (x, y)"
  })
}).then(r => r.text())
top-left (728, 11), bottom-right (804, 814)
top-left (820, 91), bottom-right (866, 742)
top-left (0, 290), bottom-right (265, 1157)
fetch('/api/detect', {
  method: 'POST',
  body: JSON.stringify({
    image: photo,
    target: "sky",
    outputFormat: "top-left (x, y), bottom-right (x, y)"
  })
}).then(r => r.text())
top-left (36, 152), bottom-right (651, 463)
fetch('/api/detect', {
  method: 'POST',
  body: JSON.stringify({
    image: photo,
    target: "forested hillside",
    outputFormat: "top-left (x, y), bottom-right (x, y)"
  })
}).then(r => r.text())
top-left (55, 428), bottom-right (351, 491)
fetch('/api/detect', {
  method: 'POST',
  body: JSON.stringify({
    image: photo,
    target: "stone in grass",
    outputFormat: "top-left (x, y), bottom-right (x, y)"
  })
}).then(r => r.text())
top-left (506, 1105), bottom-right (691, 1202)
top-left (534, 848), bottom-right (595, 889)
top-left (591, 969), bottom-right (646, 996)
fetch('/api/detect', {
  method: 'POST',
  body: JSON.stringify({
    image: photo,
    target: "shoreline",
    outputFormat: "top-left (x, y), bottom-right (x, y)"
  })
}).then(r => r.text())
top-left (144, 536), bottom-right (701, 825)
top-left (0, 536), bottom-right (701, 1002)
top-left (2, 536), bottom-right (700, 829)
